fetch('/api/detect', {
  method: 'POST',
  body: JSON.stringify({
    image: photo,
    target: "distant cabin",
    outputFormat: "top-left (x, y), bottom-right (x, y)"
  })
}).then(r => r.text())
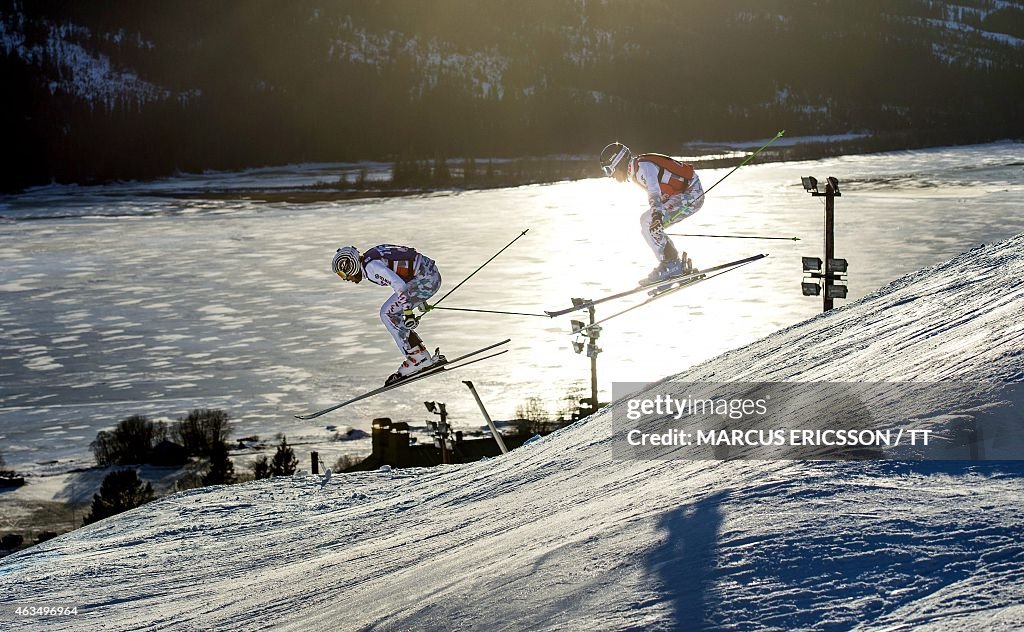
top-left (341, 417), bottom-right (564, 472)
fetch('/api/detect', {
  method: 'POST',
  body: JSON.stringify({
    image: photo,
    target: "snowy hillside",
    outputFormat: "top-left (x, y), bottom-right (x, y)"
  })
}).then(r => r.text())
top-left (2, 235), bottom-right (1023, 630)
top-left (4, 1), bottom-right (1024, 190)
top-left (0, 11), bottom-right (190, 109)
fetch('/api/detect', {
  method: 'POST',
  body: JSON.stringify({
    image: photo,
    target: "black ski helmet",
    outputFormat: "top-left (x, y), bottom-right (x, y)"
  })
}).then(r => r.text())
top-left (600, 142), bottom-right (632, 178)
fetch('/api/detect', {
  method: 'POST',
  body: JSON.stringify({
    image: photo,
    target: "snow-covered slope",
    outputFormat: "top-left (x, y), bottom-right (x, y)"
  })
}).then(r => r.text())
top-left (3, 235), bottom-right (1024, 630)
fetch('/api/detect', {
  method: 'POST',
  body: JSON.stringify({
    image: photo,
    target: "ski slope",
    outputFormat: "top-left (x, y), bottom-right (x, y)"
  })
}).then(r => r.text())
top-left (2, 235), bottom-right (1024, 630)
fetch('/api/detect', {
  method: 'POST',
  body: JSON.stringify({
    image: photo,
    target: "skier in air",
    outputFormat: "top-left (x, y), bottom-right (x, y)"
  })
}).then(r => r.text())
top-left (599, 142), bottom-right (705, 284)
top-left (332, 244), bottom-right (445, 384)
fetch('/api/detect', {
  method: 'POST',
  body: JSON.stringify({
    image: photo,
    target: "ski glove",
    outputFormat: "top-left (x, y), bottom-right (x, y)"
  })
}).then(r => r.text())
top-left (403, 309), bottom-right (418, 330)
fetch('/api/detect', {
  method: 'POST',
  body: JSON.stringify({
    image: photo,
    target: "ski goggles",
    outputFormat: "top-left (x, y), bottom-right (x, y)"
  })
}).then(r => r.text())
top-left (601, 145), bottom-right (630, 176)
top-left (334, 265), bottom-right (360, 281)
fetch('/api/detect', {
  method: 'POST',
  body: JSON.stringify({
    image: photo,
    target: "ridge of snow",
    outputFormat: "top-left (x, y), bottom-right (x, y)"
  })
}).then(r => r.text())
top-left (1, 236), bottom-right (1023, 629)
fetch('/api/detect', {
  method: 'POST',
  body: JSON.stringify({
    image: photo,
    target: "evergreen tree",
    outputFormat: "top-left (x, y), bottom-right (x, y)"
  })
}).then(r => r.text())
top-left (270, 436), bottom-right (298, 476)
top-left (432, 154), bottom-right (451, 184)
top-left (251, 455), bottom-right (272, 480)
top-left (202, 440), bottom-right (235, 486)
top-left (83, 469), bottom-right (155, 525)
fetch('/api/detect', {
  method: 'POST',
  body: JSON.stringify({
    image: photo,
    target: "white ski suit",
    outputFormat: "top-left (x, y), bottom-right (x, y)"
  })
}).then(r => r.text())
top-left (628, 154), bottom-right (704, 262)
top-left (359, 245), bottom-right (441, 354)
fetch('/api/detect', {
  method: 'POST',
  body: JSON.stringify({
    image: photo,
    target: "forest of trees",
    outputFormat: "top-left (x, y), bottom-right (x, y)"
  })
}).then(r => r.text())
top-left (2, 0), bottom-right (1022, 191)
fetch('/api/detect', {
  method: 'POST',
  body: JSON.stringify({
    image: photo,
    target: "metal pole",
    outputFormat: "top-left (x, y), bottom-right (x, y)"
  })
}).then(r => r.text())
top-left (667, 129), bottom-right (785, 224)
top-left (428, 229), bottom-right (530, 311)
top-left (462, 381), bottom-right (508, 454)
top-left (588, 305), bottom-right (598, 413)
top-left (666, 233), bottom-right (799, 241)
top-left (429, 305), bottom-right (549, 318)
top-left (824, 182), bottom-right (835, 312)
top-left (438, 403), bottom-right (450, 465)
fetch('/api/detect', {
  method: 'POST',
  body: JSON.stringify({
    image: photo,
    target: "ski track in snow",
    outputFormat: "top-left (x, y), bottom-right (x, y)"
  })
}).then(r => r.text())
top-left (2, 234), bottom-right (1023, 629)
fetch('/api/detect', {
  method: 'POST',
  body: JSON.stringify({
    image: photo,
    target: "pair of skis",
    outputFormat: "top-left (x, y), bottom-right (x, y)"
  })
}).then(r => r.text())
top-left (547, 253), bottom-right (769, 319)
top-left (294, 339), bottom-right (510, 420)
top-left (580, 256), bottom-right (766, 331)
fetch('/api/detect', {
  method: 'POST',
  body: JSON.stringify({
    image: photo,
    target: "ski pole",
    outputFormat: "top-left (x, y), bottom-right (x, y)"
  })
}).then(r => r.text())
top-left (666, 129), bottom-right (785, 224)
top-left (666, 233), bottom-right (799, 241)
top-left (425, 228), bottom-right (530, 313)
top-left (429, 305), bottom-right (549, 318)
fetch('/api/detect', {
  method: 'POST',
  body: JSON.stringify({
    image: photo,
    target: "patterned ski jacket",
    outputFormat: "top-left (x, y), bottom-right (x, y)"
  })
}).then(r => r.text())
top-left (360, 245), bottom-right (433, 307)
top-left (628, 153), bottom-right (697, 217)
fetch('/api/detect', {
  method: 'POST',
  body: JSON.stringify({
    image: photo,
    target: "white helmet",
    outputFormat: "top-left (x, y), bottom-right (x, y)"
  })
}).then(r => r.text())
top-left (599, 142), bottom-right (632, 178)
top-left (332, 246), bottom-right (362, 281)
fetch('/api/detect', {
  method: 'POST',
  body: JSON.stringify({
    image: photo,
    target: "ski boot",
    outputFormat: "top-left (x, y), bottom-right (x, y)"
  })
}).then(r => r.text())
top-left (385, 346), bottom-right (446, 386)
top-left (639, 257), bottom-right (684, 287)
top-left (645, 254), bottom-right (700, 296)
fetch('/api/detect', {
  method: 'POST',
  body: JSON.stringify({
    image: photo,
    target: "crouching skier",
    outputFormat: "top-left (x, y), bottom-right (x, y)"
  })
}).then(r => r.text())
top-left (332, 244), bottom-right (445, 385)
top-left (599, 142), bottom-right (705, 285)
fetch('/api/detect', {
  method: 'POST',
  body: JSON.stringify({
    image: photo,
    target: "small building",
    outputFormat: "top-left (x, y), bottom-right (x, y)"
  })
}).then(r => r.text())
top-left (342, 417), bottom-right (557, 472)
top-left (149, 440), bottom-right (188, 466)
top-left (0, 474), bottom-right (25, 488)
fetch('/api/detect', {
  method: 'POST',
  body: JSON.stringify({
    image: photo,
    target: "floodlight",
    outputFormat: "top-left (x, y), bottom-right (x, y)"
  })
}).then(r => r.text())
top-left (826, 284), bottom-right (848, 299)
top-left (572, 341), bottom-right (585, 354)
top-left (802, 282), bottom-right (821, 296)
top-left (424, 401), bottom-right (438, 414)
top-left (828, 258), bottom-right (848, 273)
top-left (802, 257), bottom-right (823, 273)
top-left (801, 176), bottom-right (818, 193)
